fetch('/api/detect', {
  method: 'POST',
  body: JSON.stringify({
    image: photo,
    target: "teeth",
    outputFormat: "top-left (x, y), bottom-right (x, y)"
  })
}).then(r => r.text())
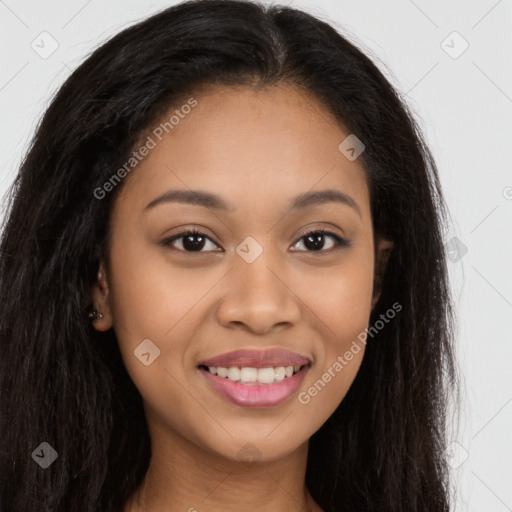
top-left (207, 365), bottom-right (302, 384)
top-left (274, 367), bottom-right (286, 382)
top-left (227, 367), bottom-right (240, 381)
top-left (240, 367), bottom-right (258, 383)
top-left (257, 367), bottom-right (275, 384)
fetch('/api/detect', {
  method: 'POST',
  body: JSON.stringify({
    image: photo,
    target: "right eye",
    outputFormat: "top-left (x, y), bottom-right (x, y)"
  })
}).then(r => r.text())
top-left (161, 229), bottom-right (222, 253)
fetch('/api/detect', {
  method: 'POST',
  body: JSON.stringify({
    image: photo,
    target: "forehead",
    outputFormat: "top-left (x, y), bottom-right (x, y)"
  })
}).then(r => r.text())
top-left (118, 83), bottom-right (370, 218)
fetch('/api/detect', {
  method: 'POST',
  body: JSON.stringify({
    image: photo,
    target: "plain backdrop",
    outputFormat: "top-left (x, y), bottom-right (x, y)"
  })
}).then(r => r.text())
top-left (0, 1), bottom-right (511, 510)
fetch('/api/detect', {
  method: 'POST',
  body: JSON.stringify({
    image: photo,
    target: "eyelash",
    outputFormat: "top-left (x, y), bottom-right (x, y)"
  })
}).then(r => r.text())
top-left (160, 228), bottom-right (350, 254)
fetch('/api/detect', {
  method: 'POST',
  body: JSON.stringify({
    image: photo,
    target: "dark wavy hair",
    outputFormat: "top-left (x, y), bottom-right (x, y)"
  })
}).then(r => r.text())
top-left (0, 1), bottom-right (457, 511)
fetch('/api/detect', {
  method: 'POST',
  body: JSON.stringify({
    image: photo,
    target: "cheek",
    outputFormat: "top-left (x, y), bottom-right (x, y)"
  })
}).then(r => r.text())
top-left (110, 264), bottom-right (209, 336)
top-left (105, 236), bottom-right (196, 389)
top-left (294, 249), bottom-right (375, 347)
top-left (107, 229), bottom-right (211, 337)
top-left (106, 248), bottom-right (204, 432)
top-left (290, 250), bottom-right (374, 415)
top-left (323, 269), bottom-right (373, 337)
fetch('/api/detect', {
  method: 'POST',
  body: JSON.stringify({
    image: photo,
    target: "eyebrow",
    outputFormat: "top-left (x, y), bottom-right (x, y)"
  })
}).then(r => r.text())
top-left (145, 188), bottom-right (361, 217)
top-left (289, 189), bottom-right (361, 217)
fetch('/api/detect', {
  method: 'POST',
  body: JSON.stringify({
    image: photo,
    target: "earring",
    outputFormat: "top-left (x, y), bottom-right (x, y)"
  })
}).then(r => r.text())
top-left (88, 310), bottom-right (104, 322)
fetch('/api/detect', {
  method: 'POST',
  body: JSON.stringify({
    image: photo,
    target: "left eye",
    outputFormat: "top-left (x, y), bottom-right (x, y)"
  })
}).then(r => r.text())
top-left (291, 230), bottom-right (347, 252)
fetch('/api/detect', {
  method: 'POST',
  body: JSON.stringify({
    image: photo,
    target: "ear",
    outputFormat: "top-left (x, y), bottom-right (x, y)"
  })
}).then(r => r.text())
top-left (371, 238), bottom-right (393, 309)
top-left (90, 261), bottom-right (113, 332)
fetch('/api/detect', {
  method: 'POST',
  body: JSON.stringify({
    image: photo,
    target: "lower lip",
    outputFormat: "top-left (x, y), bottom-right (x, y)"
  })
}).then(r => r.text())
top-left (199, 366), bottom-right (310, 408)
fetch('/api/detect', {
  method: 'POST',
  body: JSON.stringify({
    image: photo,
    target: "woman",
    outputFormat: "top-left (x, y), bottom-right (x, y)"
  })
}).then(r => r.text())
top-left (0, 1), bottom-right (456, 511)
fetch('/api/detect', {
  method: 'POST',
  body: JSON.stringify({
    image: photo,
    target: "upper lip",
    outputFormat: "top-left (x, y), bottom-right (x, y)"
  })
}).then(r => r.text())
top-left (198, 348), bottom-right (311, 369)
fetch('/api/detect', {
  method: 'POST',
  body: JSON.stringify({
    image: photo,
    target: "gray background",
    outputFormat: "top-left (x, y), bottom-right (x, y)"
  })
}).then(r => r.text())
top-left (1, 1), bottom-right (511, 510)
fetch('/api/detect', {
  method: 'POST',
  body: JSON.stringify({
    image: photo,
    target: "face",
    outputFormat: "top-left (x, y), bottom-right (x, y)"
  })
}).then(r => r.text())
top-left (93, 83), bottom-right (392, 463)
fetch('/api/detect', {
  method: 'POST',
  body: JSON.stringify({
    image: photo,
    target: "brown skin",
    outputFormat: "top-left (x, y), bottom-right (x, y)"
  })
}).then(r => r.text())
top-left (92, 83), bottom-right (392, 512)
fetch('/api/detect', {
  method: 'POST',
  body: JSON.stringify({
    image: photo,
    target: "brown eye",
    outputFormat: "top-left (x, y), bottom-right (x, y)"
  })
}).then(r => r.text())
top-left (161, 230), bottom-right (221, 252)
top-left (291, 230), bottom-right (349, 252)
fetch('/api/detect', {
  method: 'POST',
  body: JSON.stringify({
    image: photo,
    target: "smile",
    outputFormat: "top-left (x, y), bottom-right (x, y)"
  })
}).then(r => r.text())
top-left (201, 364), bottom-right (304, 384)
top-left (197, 349), bottom-right (312, 407)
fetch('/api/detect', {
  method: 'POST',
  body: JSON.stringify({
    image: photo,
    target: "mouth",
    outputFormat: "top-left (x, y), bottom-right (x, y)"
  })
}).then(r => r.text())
top-left (197, 349), bottom-right (312, 408)
top-left (198, 363), bottom-right (308, 383)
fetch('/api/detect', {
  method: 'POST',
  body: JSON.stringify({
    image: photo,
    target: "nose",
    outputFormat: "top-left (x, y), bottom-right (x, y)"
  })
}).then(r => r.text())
top-left (215, 250), bottom-right (301, 335)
